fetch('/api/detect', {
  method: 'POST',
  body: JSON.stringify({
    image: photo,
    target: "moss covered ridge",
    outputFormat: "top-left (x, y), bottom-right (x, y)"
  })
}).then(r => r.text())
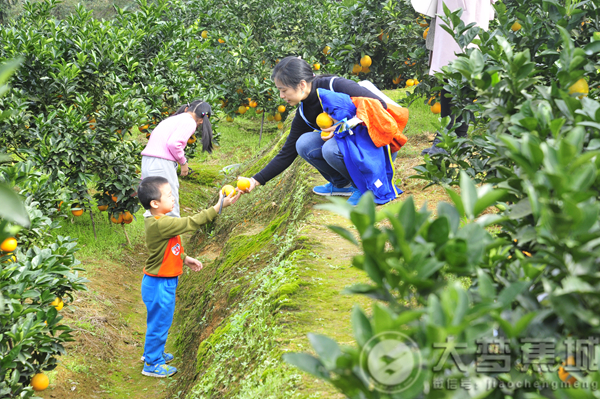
top-left (172, 126), bottom-right (315, 398)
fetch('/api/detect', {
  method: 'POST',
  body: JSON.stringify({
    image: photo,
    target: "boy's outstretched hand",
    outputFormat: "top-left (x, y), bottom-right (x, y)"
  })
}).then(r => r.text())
top-left (184, 256), bottom-right (203, 271)
top-left (213, 190), bottom-right (241, 214)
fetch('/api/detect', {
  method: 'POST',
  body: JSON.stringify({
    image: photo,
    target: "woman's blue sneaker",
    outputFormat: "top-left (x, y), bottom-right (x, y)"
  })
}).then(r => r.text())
top-left (347, 188), bottom-right (362, 206)
top-left (140, 352), bottom-right (174, 364)
top-left (312, 182), bottom-right (354, 197)
top-left (142, 363), bottom-right (177, 378)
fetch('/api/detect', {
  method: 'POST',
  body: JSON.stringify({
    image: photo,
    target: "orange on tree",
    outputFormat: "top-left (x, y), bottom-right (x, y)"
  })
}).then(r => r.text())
top-left (277, 105), bottom-right (286, 113)
top-left (352, 64), bottom-right (361, 74)
top-left (5, 253), bottom-right (16, 262)
top-left (256, 108), bottom-right (263, 114)
top-left (237, 178), bottom-right (251, 191)
top-left (316, 112), bottom-right (333, 129)
top-left (511, 21), bottom-right (522, 31)
top-left (431, 103), bottom-right (442, 114)
top-left (267, 114), bottom-right (274, 122)
top-left (31, 373), bottom-right (49, 391)
top-left (360, 55), bottom-right (372, 68)
top-left (277, 122), bottom-right (284, 130)
top-left (249, 100), bottom-right (258, 108)
top-left (50, 297), bottom-right (64, 311)
top-left (424, 27), bottom-right (429, 39)
top-left (57, 201), bottom-right (63, 210)
top-left (238, 105), bottom-right (247, 114)
top-left (187, 135), bottom-right (197, 144)
top-left (226, 116), bottom-right (234, 122)
top-left (313, 63), bottom-right (321, 71)
top-left (392, 76), bottom-right (401, 85)
top-left (111, 213), bottom-right (124, 224)
top-left (323, 46), bottom-right (330, 55)
top-left (361, 66), bottom-right (370, 73)
top-left (558, 356), bottom-right (577, 385)
top-left (1, 237), bottom-right (17, 252)
top-left (569, 78), bottom-right (589, 98)
top-left (428, 96), bottom-right (435, 105)
top-left (274, 113), bottom-right (282, 121)
top-left (123, 211), bottom-right (133, 223)
top-left (218, 38), bottom-right (225, 43)
top-left (98, 205), bottom-right (108, 211)
top-left (222, 185), bottom-right (236, 196)
top-left (201, 30), bottom-right (208, 39)
top-left (71, 208), bottom-right (84, 217)
top-left (406, 79), bottom-right (415, 87)
top-left (419, 21), bottom-right (429, 27)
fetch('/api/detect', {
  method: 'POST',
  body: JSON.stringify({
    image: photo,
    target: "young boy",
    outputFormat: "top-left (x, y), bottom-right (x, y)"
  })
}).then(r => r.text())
top-left (137, 176), bottom-right (240, 377)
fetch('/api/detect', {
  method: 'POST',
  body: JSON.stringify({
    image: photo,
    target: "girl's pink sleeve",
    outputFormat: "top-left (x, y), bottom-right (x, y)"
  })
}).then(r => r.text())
top-left (167, 118), bottom-right (196, 165)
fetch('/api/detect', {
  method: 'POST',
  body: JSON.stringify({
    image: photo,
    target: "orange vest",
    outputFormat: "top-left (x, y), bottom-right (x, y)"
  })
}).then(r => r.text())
top-left (144, 235), bottom-right (184, 277)
top-left (351, 97), bottom-right (409, 153)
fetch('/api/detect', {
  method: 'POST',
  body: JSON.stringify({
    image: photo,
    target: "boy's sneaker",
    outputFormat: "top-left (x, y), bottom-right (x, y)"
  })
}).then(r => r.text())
top-left (347, 188), bottom-right (362, 206)
top-left (141, 352), bottom-right (174, 364)
top-left (312, 182), bottom-right (354, 197)
top-left (142, 363), bottom-right (177, 378)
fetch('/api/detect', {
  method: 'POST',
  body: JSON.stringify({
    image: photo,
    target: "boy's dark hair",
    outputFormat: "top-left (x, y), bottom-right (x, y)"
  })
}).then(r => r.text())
top-left (173, 100), bottom-right (213, 153)
top-left (138, 176), bottom-right (169, 210)
top-left (271, 56), bottom-right (334, 89)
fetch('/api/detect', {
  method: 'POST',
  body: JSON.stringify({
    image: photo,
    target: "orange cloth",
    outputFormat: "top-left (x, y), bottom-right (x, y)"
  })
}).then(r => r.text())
top-left (351, 97), bottom-right (408, 153)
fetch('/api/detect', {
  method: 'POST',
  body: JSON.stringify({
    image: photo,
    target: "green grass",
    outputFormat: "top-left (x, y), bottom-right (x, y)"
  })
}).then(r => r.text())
top-left (382, 87), bottom-right (440, 139)
top-left (50, 207), bottom-right (146, 260)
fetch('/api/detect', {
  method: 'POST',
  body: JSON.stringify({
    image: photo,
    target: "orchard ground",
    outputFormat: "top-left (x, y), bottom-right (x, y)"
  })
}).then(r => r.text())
top-left (37, 88), bottom-right (448, 398)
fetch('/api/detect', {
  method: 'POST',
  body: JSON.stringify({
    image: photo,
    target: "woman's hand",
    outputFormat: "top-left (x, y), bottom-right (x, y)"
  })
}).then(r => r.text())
top-left (237, 176), bottom-right (260, 193)
top-left (180, 163), bottom-right (190, 176)
top-left (184, 256), bottom-right (203, 271)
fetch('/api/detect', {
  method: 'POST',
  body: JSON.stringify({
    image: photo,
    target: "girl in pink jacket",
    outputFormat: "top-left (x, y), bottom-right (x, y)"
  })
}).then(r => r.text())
top-left (141, 100), bottom-right (213, 217)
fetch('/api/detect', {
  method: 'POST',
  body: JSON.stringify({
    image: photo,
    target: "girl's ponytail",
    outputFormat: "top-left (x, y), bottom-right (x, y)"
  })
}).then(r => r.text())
top-left (173, 100), bottom-right (213, 153)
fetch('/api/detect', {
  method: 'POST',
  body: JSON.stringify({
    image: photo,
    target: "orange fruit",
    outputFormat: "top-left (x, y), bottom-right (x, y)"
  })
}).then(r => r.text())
top-left (406, 79), bottom-right (415, 87)
top-left (431, 103), bottom-right (441, 114)
top-left (97, 205), bottom-right (108, 212)
top-left (352, 64), bottom-right (361, 74)
top-left (249, 100), bottom-right (258, 108)
top-left (360, 55), bottom-right (372, 68)
top-left (423, 27), bottom-right (429, 39)
top-left (123, 211), bottom-right (133, 222)
top-left (201, 30), bottom-right (208, 39)
top-left (569, 78), bottom-right (589, 98)
top-left (226, 116), bottom-right (234, 122)
top-left (111, 213), bottom-right (124, 224)
top-left (267, 114), bottom-right (274, 121)
top-left (71, 209), bottom-right (84, 217)
top-left (238, 105), bottom-right (247, 114)
top-left (256, 108), bottom-right (263, 114)
top-left (111, 194), bottom-right (118, 202)
top-left (218, 38), bottom-right (225, 43)
top-left (237, 178), bottom-right (251, 191)
top-left (50, 297), bottom-right (64, 311)
top-left (316, 113), bottom-right (333, 129)
top-left (321, 131), bottom-right (332, 140)
top-left (31, 373), bottom-right (49, 391)
top-left (313, 63), bottom-right (321, 70)
top-left (57, 201), bottom-right (63, 210)
top-left (277, 105), bottom-right (286, 113)
top-left (1, 237), bottom-right (17, 252)
top-left (274, 113), bottom-right (282, 121)
top-left (392, 76), bottom-right (401, 85)
top-left (187, 135), bottom-right (197, 144)
top-left (222, 185), bottom-right (236, 196)
top-left (558, 356), bottom-right (577, 385)
top-left (277, 122), bottom-right (284, 130)
top-left (419, 22), bottom-right (429, 27)
top-left (323, 46), bottom-right (330, 55)
top-left (511, 21), bottom-right (522, 31)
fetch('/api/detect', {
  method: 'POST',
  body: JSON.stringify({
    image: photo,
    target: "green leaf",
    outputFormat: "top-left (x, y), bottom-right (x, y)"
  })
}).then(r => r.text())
top-left (473, 189), bottom-right (507, 217)
top-left (307, 333), bottom-right (341, 370)
top-left (498, 281), bottom-right (529, 307)
top-left (326, 225), bottom-right (357, 246)
top-left (283, 353), bottom-right (331, 380)
top-left (513, 312), bottom-right (536, 337)
top-left (477, 268), bottom-right (495, 300)
top-left (0, 184), bottom-right (30, 227)
top-left (459, 171), bottom-right (477, 218)
top-left (351, 305), bottom-right (373, 347)
top-left (427, 217), bottom-right (450, 246)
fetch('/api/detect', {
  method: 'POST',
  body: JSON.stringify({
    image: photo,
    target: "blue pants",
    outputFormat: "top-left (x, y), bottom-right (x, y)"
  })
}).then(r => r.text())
top-left (141, 275), bottom-right (179, 366)
top-left (296, 131), bottom-right (398, 188)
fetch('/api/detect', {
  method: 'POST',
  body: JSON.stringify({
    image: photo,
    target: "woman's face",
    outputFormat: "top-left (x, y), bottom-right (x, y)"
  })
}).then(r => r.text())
top-left (275, 79), bottom-right (307, 106)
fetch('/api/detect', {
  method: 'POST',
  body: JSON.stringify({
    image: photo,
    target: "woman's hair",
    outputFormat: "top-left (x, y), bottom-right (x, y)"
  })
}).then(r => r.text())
top-left (271, 56), bottom-right (333, 89)
top-left (173, 100), bottom-right (213, 153)
top-left (138, 176), bottom-right (169, 210)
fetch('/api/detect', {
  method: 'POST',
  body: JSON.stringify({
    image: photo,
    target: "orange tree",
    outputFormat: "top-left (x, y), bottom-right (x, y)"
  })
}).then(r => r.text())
top-left (0, 59), bottom-right (88, 399)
